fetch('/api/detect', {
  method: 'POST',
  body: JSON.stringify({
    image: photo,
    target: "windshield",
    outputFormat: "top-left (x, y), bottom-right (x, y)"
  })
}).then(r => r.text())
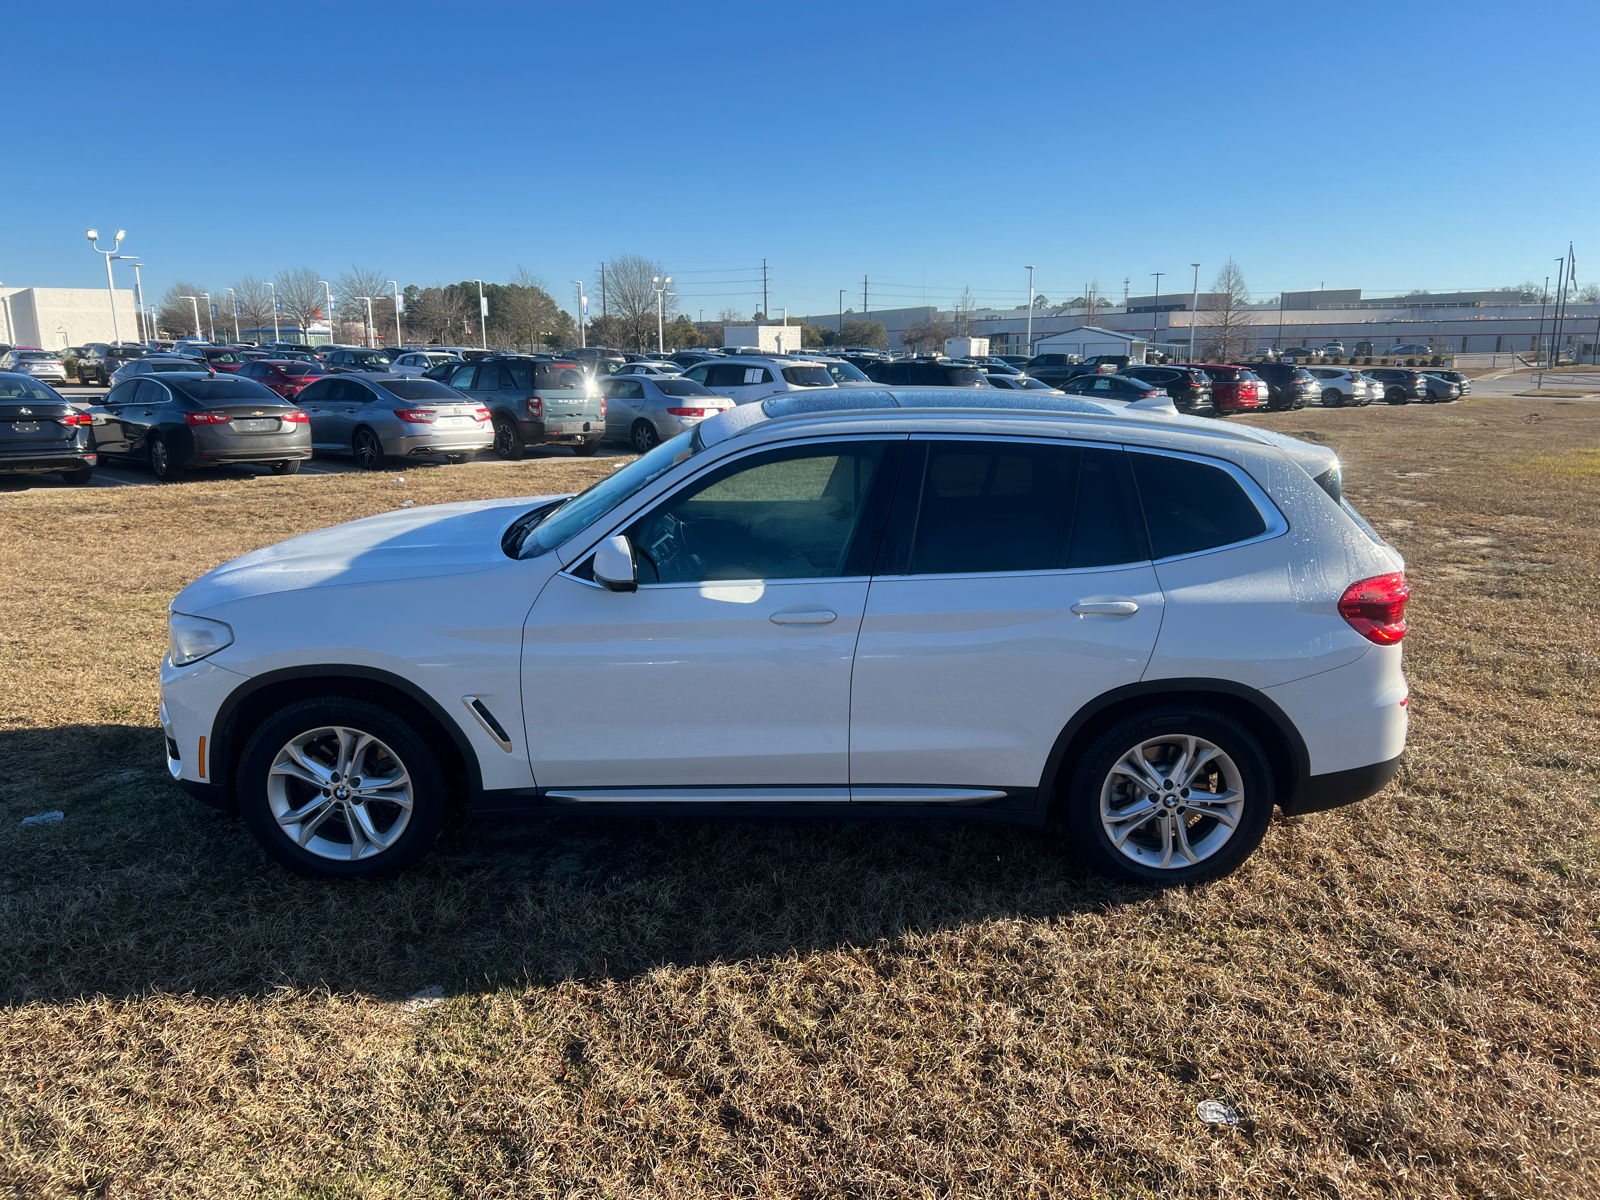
top-left (354, 352), bottom-right (392, 364)
top-left (383, 380), bottom-right (467, 401)
top-left (823, 361), bottom-right (870, 383)
top-left (17, 352), bottom-right (59, 361)
top-left (149, 360), bottom-right (210, 373)
top-left (277, 363), bottom-right (324, 377)
top-left (0, 377), bottom-right (59, 400)
top-left (517, 431), bottom-right (698, 559)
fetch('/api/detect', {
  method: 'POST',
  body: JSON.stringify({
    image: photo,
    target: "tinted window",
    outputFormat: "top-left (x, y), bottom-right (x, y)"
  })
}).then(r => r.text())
top-left (279, 363), bottom-right (323, 377)
top-left (448, 365), bottom-right (477, 389)
top-left (103, 380), bottom-right (140, 406)
top-left (383, 380), bottom-right (469, 401)
top-left (475, 364), bottom-right (502, 391)
top-left (682, 365), bottom-right (711, 384)
top-left (168, 379), bottom-right (281, 404)
top-left (133, 379), bottom-right (169, 406)
top-left (880, 441), bottom-right (1143, 576)
top-left (824, 361), bottom-right (869, 383)
top-left (296, 378), bottom-right (337, 403)
top-left (656, 379), bottom-right (715, 397)
top-left (781, 366), bottom-right (834, 387)
top-left (627, 442), bottom-right (891, 584)
top-left (705, 363), bottom-right (747, 387)
top-left (1129, 452), bottom-right (1268, 558)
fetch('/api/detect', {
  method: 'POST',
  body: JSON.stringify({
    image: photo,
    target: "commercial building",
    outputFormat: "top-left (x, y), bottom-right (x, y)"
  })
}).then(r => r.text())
top-left (0, 286), bottom-right (142, 348)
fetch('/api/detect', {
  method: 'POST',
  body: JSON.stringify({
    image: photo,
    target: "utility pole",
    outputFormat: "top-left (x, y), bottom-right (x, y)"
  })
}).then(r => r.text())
top-left (839, 289), bottom-right (845, 336)
top-left (762, 259), bottom-right (769, 320)
top-left (1188, 263), bottom-right (1200, 363)
top-left (1123, 278), bottom-right (1130, 307)
top-left (572, 281), bottom-right (586, 348)
top-left (1025, 266), bottom-right (1035, 354)
top-left (599, 262), bottom-right (607, 318)
top-left (862, 275), bottom-right (869, 317)
top-left (1536, 275), bottom-right (1551, 364)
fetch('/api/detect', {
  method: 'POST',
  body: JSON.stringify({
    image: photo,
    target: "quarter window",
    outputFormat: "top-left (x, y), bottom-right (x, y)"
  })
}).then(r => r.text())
top-left (626, 441), bottom-right (893, 584)
top-left (1128, 452), bottom-right (1268, 558)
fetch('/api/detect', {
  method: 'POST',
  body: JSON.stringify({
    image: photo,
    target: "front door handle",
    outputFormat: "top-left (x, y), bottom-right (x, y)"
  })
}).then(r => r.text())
top-left (1071, 599), bottom-right (1140, 616)
top-left (770, 607), bottom-right (838, 625)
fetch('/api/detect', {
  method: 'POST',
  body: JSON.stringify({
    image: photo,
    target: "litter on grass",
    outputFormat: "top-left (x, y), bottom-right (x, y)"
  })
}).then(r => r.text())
top-left (20, 811), bottom-right (64, 827)
top-left (1197, 1100), bottom-right (1242, 1126)
top-left (402, 985), bottom-right (445, 1013)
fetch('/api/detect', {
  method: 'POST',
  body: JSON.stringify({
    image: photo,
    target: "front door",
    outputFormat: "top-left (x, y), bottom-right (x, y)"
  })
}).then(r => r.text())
top-left (95, 380), bottom-right (139, 456)
top-left (849, 438), bottom-right (1164, 794)
top-left (521, 437), bottom-right (903, 792)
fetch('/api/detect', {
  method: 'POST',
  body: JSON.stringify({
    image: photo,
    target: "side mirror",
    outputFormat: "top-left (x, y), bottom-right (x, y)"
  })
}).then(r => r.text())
top-left (592, 534), bottom-right (638, 593)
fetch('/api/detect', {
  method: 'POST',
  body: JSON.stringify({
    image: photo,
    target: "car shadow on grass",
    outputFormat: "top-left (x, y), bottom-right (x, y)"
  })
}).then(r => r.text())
top-left (0, 724), bottom-right (1135, 1005)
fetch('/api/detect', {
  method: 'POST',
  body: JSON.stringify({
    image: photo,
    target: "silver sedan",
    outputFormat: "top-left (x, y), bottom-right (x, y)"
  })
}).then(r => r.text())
top-left (0, 350), bottom-right (69, 386)
top-left (600, 374), bottom-right (733, 452)
top-left (293, 373), bottom-right (493, 467)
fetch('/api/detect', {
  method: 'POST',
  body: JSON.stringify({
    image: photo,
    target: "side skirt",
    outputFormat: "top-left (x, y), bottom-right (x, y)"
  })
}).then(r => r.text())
top-left (472, 785), bottom-right (1042, 826)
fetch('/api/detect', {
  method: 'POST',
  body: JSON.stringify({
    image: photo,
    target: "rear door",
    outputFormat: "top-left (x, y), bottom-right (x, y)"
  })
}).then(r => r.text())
top-left (848, 438), bottom-right (1163, 800)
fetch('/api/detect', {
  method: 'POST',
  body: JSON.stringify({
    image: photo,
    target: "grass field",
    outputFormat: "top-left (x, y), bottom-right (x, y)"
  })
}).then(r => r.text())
top-left (2, 399), bottom-right (1598, 1198)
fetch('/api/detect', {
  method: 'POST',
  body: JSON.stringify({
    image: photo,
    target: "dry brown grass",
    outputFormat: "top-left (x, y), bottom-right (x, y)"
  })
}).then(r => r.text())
top-left (1, 403), bottom-right (1599, 1198)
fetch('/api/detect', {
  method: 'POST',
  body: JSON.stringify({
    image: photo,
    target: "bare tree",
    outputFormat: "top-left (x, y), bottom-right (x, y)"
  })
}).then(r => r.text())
top-left (1198, 258), bottom-right (1255, 360)
top-left (604, 254), bottom-right (669, 350)
top-left (406, 285), bottom-right (472, 344)
top-left (230, 276), bottom-right (274, 342)
top-left (1083, 280), bottom-right (1110, 326)
top-left (952, 287), bottom-right (978, 335)
top-left (492, 267), bottom-right (570, 350)
top-left (335, 265), bottom-right (393, 345)
top-left (274, 267), bottom-right (324, 343)
top-left (156, 281), bottom-right (209, 339)
top-left (717, 306), bottom-right (746, 324)
top-left (901, 311), bottom-right (955, 355)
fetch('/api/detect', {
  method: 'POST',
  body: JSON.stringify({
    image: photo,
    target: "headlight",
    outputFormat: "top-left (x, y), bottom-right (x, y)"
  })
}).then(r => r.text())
top-left (168, 612), bottom-right (234, 665)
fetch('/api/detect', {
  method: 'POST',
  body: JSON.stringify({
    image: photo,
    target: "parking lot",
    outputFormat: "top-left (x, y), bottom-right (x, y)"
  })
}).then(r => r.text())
top-left (3, 393), bottom-right (1597, 1197)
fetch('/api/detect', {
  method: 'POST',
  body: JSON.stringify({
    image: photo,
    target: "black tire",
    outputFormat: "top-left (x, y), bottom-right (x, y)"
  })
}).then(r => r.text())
top-left (58, 466), bottom-right (93, 486)
top-left (492, 415), bottom-right (525, 460)
top-left (352, 427), bottom-right (384, 470)
top-left (631, 420), bottom-right (660, 454)
top-left (1321, 388), bottom-right (1343, 406)
top-left (570, 439), bottom-right (600, 457)
top-left (1386, 388), bottom-right (1408, 405)
top-left (148, 433), bottom-right (183, 481)
top-left (1062, 705), bottom-right (1275, 886)
top-left (270, 459), bottom-right (302, 475)
top-left (236, 695), bottom-right (447, 880)
top-left (445, 454), bottom-right (470, 465)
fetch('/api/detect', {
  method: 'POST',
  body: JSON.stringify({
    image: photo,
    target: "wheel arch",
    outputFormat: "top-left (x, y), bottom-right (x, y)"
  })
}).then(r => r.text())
top-left (1036, 678), bottom-right (1310, 818)
top-left (209, 665), bottom-right (483, 816)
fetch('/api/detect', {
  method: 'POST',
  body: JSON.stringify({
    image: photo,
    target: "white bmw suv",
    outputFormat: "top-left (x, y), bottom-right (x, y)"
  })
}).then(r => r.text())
top-left (159, 390), bottom-right (1409, 884)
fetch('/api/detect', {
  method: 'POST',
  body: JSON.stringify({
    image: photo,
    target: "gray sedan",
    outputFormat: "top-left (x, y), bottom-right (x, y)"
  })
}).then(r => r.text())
top-left (108, 355), bottom-right (216, 387)
top-left (292, 374), bottom-right (493, 467)
top-left (600, 374), bottom-right (733, 452)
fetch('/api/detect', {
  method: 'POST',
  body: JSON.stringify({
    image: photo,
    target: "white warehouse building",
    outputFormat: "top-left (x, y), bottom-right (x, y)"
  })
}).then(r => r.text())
top-left (0, 287), bottom-right (141, 349)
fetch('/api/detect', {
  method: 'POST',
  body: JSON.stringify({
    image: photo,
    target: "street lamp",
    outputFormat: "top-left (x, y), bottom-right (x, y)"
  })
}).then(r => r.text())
top-left (226, 287), bottom-right (240, 343)
top-left (319, 280), bottom-right (334, 347)
top-left (111, 254), bottom-right (140, 341)
top-left (839, 289), bottom-right (846, 336)
top-left (130, 262), bottom-right (150, 343)
top-left (1188, 263), bottom-right (1201, 363)
top-left (388, 280), bottom-right (403, 348)
top-left (1025, 265), bottom-right (1035, 354)
top-left (474, 279), bottom-right (487, 350)
top-left (651, 275), bottom-right (673, 352)
top-left (178, 295), bottom-right (202, 340)
top-left (1150, 272), bottom-right (1164, 356)
top-left (572, 280), bottom-right (586, 348)
top-left (86, 228), bottom-right (126, 344)
top-left (266, 281), bottom-right (279, 343)
top-left (357, 298), bottom-right (375, 348)
top-left (202, 293), bottom-right (215, 343)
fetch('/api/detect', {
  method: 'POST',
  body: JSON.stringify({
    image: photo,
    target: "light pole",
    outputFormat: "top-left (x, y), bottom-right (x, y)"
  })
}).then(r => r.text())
top-left (132, 262), bottom-right (149, 343)
top-left (85, 229), bottom-right (126, 344)
top-left (1150, 272), bottom-right (1164, 355)
top-left (1188, 263), bottom-right (1200, 362)
top-left (319, 280), bottom-right (334, 346)
top-left (179, 295), bottom-right (202, 339)
top-left (572, 280), bottom-right (586, 348)
top-left (266, 281), bottom-right (279, 343)
top-left (226, 287), bottom-right (240, 343)
top-left (1025, 265), bottom-right (1035, 354)
top-left (474, 279), bottom-right (487, 350)
top-left (389, 280), bottom-right (403, 348)
top-left (839, 289), bottom-right (846, 336)
top-left (357, 298), bottom-right (375, 348)
top-left (111, 254), bottom-right (140, 342)
top-left (202, 293), bottom-right (215, 343)
top-left (651, 275), bottom-right (673, 352)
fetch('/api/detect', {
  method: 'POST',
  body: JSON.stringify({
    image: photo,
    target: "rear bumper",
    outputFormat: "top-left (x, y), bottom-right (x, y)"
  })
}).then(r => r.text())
top-left (516, 419), bottom-right (600, 445)
top-left (1281, 753), bottom-right (1403, 816)
top-left (187, 447), bottom-right (313, 465)
top-left (392, 430), bottom-right (495, 456)
top-left (0, 450), bottom-right (96, 474)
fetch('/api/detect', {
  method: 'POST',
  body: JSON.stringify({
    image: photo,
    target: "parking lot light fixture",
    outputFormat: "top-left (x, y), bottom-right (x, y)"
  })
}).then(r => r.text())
top-left (474, 279), bottom-right (487, 350)
top-left (1025, 266), bottom-right (1035, 353)
top-left (389, 281), bottom-right (403, 348)
top-left (319, 280), bottom-right (334, 347)
top-left (1189, 263), bottom-right (1200, 362)
top-left (1150, 272), bottom-right (1164, 354)
top-left (357, 297), bottom-right (375, 348)
top-left (179, 295), bottom-right (202, 340)
top-left (652, 275), bottom-right (673, 352)
top-left (111, 254), bottom-right (140, 342)
top-left (202, 292), bottom-right (215, 343)
top-left (267, 281), bottom-right (279, 343)
top-left (86, 228), bottom-right (127, 345)
top-left (226, 286), bottom-right (240, 343)
top-left (573, 281), bottom-right (585, 348)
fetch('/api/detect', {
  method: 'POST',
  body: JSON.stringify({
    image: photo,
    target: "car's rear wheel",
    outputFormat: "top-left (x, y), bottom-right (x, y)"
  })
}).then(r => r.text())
top-left (570, 438), bottom-right (600, 457)
top-left (352, 427), bottom-right (384, 470)
top-left (237, 696), bottom-right (446, 880)
top-left (492, 415), bottom-right (525, 460)
top-left (631, 420), bottom-right (660, 454)
top-left (148, 433), bottom-right (183, 481)
top-left (445, 453), bottom-right (470, 465)
top-left (1322, 388), bottom-right (1343, 406)
top-left (270, 459), bottom-right (301, 475)
top-left (1063, 706), bottom-right (1275, 886)
top-left (1386, 388), bottom-right (1408, 404)
top-left (59, 466), bottom-right (93, 486)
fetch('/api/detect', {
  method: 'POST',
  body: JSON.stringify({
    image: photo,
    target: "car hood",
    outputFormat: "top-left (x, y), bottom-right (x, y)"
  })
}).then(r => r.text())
top-left (172, 494), bottom-right (568, 611)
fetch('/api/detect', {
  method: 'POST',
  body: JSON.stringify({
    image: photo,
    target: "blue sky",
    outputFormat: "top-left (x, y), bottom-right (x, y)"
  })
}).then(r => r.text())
top-left (7, 0), bottom-right (1596, 321)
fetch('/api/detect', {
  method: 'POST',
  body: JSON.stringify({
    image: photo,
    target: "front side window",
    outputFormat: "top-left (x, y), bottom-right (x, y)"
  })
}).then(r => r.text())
top-left (825, 361), bottom-right (870, 383)
top-left (475, 364), bottom-right (502, 391)
top-left (1128, 452), bottom-right (1269, 559)
top-left (877, 440), bottom-right (1144, 576)
top-left (626, 441), bottom-right (891, 584)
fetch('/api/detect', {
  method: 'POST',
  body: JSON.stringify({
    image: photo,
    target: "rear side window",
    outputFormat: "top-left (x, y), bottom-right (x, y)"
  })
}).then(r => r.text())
top-left (503, 363), bottom-right (588, 392)
top-left (878, 441), bottom-right (1145, 576)
top-left (1129, 452), bottom-right (1268, 559)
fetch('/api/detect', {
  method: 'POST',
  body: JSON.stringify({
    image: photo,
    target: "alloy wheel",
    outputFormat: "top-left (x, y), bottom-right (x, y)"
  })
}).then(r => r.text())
top-left (1098, 734), bottom-right (1245, 871)
top-left (353, 428), bottom-right (382, 469)
top-left (267, 725), bottom-right (414, 862)
top-left (632, 421), bottom-right (659, 453)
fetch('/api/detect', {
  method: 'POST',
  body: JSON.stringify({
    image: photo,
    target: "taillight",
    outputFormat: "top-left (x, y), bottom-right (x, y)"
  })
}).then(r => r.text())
top-left (666, 407), bottom-right (705, 417)
top-left (526, 396), bottom-right (543, 419)
top-left (282, 411), bottom-right (309, 424)
top-left (55, 413), bottom-right (92, 426)
top-left (184, 411), bottom-right (232, 425)
top-left (393, 408), bottom-right (436, 423)
top-left (472, 406), bottom-right (490, 422)
top-left (1339, 572), bottom-right (1410, 644)
top-left (1139, 391), bottom-right (1159, 399)
top-left (598, 396), bottom-right (606, 420)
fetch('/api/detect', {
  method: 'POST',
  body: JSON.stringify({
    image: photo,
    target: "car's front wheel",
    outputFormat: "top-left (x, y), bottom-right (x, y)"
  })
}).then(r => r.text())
top-left (1063, 706), bottom-right (1275, 886)
top-left (237, 696), bottom-right (446, 879)
top-left (631, 420), bottom-right (660, 454)
top-left (1322, 388), bottom-right (1343, 406)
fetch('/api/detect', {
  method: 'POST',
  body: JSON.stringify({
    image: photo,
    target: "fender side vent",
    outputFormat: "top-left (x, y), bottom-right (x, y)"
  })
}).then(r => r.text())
top-left (463, 696), bottom-right (514, 752)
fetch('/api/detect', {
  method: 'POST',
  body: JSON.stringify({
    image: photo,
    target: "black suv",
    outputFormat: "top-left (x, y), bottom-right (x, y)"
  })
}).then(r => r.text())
top-left (76, 343), bottom-right (148, 385)
top-left (1237, 361), bottom-right (1314, 410)
top-left (863, 359), bottom-right (988, 387)
top-left (1121, 366), bottom-right (1217, 416)
top-left (1363, 367), bottom-right (1430, 404)
top-left (1024, 353), bottom-right (1132, 387)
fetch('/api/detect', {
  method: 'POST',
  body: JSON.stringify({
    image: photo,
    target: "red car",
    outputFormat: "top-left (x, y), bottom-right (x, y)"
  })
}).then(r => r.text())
top-left (1181, 363), bottom-right (1265, 415)
top-left (236, 358), bottom-right (328, 398)
top-left (188, 347), bottom-right (253, 374)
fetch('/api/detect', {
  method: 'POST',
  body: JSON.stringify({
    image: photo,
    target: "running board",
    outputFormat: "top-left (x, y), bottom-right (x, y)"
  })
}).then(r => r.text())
top-left (539, 786), bottom-right (1006, 805)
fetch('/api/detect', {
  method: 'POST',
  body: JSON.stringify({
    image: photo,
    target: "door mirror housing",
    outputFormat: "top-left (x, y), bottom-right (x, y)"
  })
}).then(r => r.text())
top-left (592, 534), bottom-right (638, 593)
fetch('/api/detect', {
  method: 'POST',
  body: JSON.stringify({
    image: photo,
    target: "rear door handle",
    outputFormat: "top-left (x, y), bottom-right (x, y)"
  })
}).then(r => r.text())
top-left (1071, 599), bottom-right (1140, 616)
top-left (770, 607), bottom-right (837, 625)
